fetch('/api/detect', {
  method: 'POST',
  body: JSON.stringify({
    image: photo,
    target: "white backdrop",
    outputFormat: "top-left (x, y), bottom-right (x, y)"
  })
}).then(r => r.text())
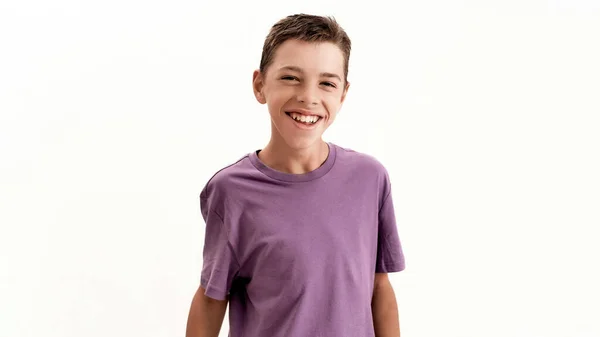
top-left (1, 0), bottom-right (599, 336)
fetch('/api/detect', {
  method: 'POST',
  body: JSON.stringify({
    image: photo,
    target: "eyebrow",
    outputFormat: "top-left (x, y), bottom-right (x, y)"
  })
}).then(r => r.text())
top-left (279, 65), bottom-right (342, 82)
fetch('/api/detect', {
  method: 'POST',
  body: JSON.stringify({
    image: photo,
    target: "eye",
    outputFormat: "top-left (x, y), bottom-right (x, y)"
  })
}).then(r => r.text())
top-left (321, 82), bottom-right (337, 88)
top-left (281, 76), bottom-right (299, 81)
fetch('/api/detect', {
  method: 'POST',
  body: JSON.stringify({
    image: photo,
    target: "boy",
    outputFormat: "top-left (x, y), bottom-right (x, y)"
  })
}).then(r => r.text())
top-left (186, 14), bottom-right (405, 337)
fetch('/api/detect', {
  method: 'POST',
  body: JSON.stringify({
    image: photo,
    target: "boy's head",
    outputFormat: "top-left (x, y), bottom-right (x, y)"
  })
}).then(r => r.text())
top-left (259, 14), bottom-right (351, 85)
top-left (252, 14), bottom-right (352, 150)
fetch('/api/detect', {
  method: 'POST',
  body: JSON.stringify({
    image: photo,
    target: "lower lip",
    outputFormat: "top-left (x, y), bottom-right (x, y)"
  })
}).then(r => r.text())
top-left (286, 113), bottom-right (322, 130)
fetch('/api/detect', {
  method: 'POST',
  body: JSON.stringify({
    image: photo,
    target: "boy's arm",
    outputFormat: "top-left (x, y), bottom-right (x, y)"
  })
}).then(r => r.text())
top-left (372, 273), bottom-right (401, 337)
top-left (186, 286), bottom-right (228, 337)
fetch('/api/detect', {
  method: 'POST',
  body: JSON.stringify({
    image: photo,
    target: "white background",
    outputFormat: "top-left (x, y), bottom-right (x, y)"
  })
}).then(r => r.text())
top-left (1, 0), bottom-right (599, 336)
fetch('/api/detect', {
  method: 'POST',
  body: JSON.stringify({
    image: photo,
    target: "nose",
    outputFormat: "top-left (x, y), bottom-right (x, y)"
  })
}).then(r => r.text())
top-left (296, 85), bottom-right (319, 105)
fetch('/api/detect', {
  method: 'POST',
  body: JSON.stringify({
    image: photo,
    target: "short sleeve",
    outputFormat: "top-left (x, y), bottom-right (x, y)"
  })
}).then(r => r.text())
top-left (199, 207), bottom-right (240, 300)
top-left (375, 190), bottom-right (406, 273)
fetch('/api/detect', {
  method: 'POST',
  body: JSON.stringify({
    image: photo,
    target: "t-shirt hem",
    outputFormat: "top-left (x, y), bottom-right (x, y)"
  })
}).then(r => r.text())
top-left (376, 262), bottom-right (406, 273)
top-left (200, 279), bottom-right (228, 301)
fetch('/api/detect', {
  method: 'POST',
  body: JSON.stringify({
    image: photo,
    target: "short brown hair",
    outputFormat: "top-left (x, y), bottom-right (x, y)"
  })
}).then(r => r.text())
top-left (259, 14), bottom-right (351, 83)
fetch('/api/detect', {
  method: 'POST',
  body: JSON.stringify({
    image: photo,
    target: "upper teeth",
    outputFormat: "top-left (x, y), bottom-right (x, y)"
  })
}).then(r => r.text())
top-left (289, 112), bottom-right (320, 123)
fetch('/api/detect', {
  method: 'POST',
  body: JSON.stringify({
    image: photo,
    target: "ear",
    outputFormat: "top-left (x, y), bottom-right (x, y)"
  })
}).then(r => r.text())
top-left (340, 80), bottom-right (350, 104)
top-left (252, 69), bottom-right (267, 104)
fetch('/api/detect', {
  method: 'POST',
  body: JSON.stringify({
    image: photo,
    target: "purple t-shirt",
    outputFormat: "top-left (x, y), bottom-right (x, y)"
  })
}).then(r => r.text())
top-left (199, 142), bottom-right (405, 337)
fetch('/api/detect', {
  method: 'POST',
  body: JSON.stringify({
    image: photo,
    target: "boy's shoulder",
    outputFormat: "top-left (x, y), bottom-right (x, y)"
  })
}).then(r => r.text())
top-left (333, 143), bottom-right (394, 201)
top-left (200, 143), bottom-right (393, 201)
top-left (199, 152), bottom-right (253, 201)
top-left (333, 143), bottom-right (390, 176)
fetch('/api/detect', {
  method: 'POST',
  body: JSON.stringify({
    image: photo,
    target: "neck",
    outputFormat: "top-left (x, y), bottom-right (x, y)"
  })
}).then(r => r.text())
top-left (258, 138), bottom-right (329, 175)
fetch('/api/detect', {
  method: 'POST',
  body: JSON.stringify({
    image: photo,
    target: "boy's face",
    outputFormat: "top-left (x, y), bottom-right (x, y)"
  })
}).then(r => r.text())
top-left (253, 39), bottom-right (349, 150)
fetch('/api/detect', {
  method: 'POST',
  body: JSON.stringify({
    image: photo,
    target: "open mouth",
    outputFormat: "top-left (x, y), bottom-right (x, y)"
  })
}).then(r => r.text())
top-left (285, 111), bottom-right (322, 125)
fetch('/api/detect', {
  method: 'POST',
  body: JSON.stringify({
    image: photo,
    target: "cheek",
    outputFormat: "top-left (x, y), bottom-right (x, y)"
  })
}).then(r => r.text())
top-left (266, 88), bottom-right (293, 110)
top-left (324, 96), bottom-right (342, 114)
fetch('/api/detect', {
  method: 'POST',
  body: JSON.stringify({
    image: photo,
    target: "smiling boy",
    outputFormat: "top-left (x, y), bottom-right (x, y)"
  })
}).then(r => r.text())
top-left (186, 14), bottom-right (405, 337)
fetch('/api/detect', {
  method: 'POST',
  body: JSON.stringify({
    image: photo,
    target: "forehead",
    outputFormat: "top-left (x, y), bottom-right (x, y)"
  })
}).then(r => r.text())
top-left (271, 39), bottom-right (344, 76)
